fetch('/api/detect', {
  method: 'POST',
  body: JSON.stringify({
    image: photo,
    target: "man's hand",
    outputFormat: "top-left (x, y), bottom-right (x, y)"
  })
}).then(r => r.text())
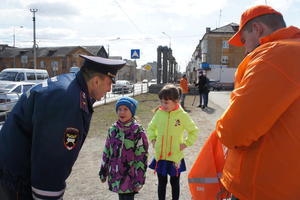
top-left (180, 143), bottom-right (187, 151)
top-left (151, 140), bottom-right (156, 148)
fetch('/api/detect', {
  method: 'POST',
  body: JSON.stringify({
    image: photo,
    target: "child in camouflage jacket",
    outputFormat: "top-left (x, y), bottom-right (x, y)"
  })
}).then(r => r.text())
top-left (99, 97), bottom-right (148, 200)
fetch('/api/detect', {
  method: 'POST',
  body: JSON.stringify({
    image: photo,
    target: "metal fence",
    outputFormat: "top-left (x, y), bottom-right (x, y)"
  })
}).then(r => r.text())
top-left (93, 83), bottom-right (149, 107)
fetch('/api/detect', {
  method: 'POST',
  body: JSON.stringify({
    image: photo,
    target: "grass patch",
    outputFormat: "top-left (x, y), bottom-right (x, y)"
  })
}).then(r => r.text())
top-left (88, 93), bottom-right (160, 138)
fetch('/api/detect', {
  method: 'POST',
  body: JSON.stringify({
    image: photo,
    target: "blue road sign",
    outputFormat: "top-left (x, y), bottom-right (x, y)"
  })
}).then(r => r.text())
top-left (131, 49), bottom-right (140, 59)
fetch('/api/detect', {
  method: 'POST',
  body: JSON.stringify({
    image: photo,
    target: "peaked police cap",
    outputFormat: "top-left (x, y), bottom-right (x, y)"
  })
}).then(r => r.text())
top-left (80, 55), bottom-right (126, 82)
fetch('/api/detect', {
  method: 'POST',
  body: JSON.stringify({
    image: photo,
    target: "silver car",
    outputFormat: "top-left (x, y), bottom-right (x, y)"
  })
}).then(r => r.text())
top-left (112, 80), bottom-right (134, 94)
top-left (0, 81), bottom-right (36, 112)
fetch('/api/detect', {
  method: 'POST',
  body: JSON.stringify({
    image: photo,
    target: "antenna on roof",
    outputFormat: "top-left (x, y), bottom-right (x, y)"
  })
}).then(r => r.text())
top-left (218, 9), bottom-right (222, 28)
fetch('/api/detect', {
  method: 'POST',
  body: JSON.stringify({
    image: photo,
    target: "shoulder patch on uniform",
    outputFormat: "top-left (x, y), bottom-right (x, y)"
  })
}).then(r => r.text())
top-left (80, 91), bottom-right (88, 113)
top-left (50, 76), bottom-right (58, 82)
top-left (64, 127), bottom-right (80, 150)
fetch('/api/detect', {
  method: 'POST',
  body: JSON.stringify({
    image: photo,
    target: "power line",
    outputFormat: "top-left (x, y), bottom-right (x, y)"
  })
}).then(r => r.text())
top-left (113, 0), bottom-right (144, 34)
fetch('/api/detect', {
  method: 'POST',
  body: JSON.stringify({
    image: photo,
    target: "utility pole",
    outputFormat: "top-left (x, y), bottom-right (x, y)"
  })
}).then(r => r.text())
top-left (30, 8), bottom-right (38, 69)
top-left (107, 37), bottom-right (120, 58)
top-left (13, 26), bottom-right (23, 68)
top-left (162, 32), bottom-right (171, 48)
top-left (13, 26), bottom-right (23, 47)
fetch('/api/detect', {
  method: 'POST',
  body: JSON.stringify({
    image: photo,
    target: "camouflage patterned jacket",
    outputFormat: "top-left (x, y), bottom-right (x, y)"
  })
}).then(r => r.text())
top-left (99, 119), bottom-right (148, 193)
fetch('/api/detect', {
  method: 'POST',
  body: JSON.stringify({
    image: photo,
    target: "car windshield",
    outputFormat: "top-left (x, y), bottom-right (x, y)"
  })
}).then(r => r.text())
top-left (0, 83), bottom-right (16, 93)
top-left (0, 72), bottom-right (18, 81)
top-left (115, 81), bottom-right (127, 85)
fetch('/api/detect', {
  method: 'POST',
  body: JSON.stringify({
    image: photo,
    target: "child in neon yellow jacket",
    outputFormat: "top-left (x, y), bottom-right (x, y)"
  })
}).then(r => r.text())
top-left (147, 84), bottom-right (199, 200)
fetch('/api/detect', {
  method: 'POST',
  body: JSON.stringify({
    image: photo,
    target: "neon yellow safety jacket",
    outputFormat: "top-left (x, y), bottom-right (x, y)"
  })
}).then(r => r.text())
top-left (147, 106), bottom-right (199, 164)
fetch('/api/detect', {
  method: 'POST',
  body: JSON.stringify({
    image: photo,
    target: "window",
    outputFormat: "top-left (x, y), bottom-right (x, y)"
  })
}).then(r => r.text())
top-left (12, 86), bottom-right (22, 93)
top-left (0, 72), bottom-right (18, 81)
top-left (23, 85), bottom-right (34, 93)
top-left (222, 40), bottom-right (229, 48)
top-left (43, 74), bottom-right (49, 79)
top-left (221, 56), bottom-right (228, 64)
top-left (36, 73), bottom-right (44, 80)
top-left (51, 61), bottom-right (59, 71)
top-left (26, 72), bottom-right (36, 80)
top-left (40, 61), bottom-right (45, 68)
top-left (15, 73), bottom-right (25, 81)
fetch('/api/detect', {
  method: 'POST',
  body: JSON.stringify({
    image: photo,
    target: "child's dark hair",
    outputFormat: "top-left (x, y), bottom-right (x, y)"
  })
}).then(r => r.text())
top-left (158, 84), bottom-right (182, 101)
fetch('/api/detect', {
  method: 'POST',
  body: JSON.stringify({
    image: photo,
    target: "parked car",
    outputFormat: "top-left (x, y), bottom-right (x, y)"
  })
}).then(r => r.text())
top-left (142, 79), bottom-right (148, 83)
top-left (149, 79), bottom-right (157, 84)
top-left (112, 80), bottom-right (134, 94)
top-left (208, 80), bottom-right (223, 91)
top-left (0, 68), bottom-right (49, 83)
top-left (0, 81), bottom-right (36, 112)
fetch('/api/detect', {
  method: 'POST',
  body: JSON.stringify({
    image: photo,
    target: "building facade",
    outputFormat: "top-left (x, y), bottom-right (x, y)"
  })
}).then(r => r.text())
top-left (0, 45), bottom-right (108, 77)
top-left (188, 23), bottom-right (245, 83)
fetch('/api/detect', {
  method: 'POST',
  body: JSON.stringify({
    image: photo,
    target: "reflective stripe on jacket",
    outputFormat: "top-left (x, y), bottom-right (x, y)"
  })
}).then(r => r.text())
top-left (188, 131), bottom-right (230, 200)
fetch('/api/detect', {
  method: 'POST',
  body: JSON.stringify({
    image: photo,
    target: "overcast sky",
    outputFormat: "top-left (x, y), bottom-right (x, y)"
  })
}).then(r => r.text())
top-left (1, 0), bottom-right (299, 71)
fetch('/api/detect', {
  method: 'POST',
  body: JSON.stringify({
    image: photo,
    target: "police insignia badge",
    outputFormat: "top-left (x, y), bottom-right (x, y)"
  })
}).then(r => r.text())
top-left (80, 91), bottom-right (88, 113)
top-left (64, 128), bottom-right (80, 150)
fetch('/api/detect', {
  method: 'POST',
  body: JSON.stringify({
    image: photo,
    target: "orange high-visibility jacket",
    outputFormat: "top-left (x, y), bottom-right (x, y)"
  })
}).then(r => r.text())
top-left (180, 78), bottom-right (189, 94)
top-left (188, 131), bottom-right (229, 200)
top-left (216, 26), bottom-right (300, 200)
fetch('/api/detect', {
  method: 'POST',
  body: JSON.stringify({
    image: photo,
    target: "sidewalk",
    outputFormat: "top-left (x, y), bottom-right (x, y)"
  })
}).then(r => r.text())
top-left (209, 91), bottom-right (231, 110)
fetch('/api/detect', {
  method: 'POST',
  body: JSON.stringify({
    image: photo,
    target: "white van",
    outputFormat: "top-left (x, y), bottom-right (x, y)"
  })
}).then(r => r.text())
top-left (0, 68), bottom-right (49, 83)
top-left (69, 67), bottom-right (80, 74)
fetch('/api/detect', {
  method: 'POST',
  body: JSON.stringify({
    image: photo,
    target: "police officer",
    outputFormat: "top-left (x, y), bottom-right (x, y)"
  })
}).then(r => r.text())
top-left (0, 55), bottom-right (126, 199)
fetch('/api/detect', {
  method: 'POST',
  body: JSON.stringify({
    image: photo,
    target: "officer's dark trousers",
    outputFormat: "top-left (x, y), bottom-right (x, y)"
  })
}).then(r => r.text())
top-left (0, 183), bottom-right (33, 200)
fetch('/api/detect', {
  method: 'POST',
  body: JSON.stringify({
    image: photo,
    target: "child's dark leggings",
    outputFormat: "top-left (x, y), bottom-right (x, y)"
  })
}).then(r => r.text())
top-left (157, 174), bottom-right (180, 200)
top-left (118, 193), bottom-right (135, 200)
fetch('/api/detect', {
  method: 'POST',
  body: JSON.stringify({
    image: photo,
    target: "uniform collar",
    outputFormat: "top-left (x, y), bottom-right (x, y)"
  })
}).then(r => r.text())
top-left (76, 71), bottom-right (94, 113)
top-left (260, 26), bottom-right (300, 45)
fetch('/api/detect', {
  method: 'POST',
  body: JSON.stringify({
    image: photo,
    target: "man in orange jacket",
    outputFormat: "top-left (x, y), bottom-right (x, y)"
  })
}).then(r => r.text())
top-left (215, 5), bottom-right (300, 200)
top-left (179, 74), bottom-right (189, 108)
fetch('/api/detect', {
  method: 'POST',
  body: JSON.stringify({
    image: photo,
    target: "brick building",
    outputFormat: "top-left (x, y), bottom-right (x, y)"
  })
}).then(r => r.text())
top-left (0, 45), bottom-right (108, 77)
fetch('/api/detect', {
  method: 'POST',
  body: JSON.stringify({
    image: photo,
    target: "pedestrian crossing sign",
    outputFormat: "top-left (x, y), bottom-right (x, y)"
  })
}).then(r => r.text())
top-left (131, 49), bottom-right (140, 59)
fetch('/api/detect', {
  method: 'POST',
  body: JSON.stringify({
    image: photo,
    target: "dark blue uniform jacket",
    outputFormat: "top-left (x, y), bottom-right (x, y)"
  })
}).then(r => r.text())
top-left (0, 71), bottom-right (94, 199)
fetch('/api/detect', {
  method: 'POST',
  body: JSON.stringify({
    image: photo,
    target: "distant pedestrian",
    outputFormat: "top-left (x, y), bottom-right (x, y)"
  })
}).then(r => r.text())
top-left (179, 74), bottom-right (189, 109)
top-left (99, 97), bottom-right (148, 200)
top-left (147, 84), bottom-right (199, 200)
top-left (195, 71), bottom-right (209, 109)
top-left (0, 55), bottom-right (125, 200)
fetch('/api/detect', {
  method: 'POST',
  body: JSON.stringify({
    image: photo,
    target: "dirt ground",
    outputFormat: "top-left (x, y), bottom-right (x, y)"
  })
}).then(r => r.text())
top-left (65, 93), bottom-right (226, 200)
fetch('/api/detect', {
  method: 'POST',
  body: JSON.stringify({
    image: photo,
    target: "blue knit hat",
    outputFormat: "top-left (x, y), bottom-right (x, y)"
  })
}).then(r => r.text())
top-left (116, 97), bottom-right (138, 116)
